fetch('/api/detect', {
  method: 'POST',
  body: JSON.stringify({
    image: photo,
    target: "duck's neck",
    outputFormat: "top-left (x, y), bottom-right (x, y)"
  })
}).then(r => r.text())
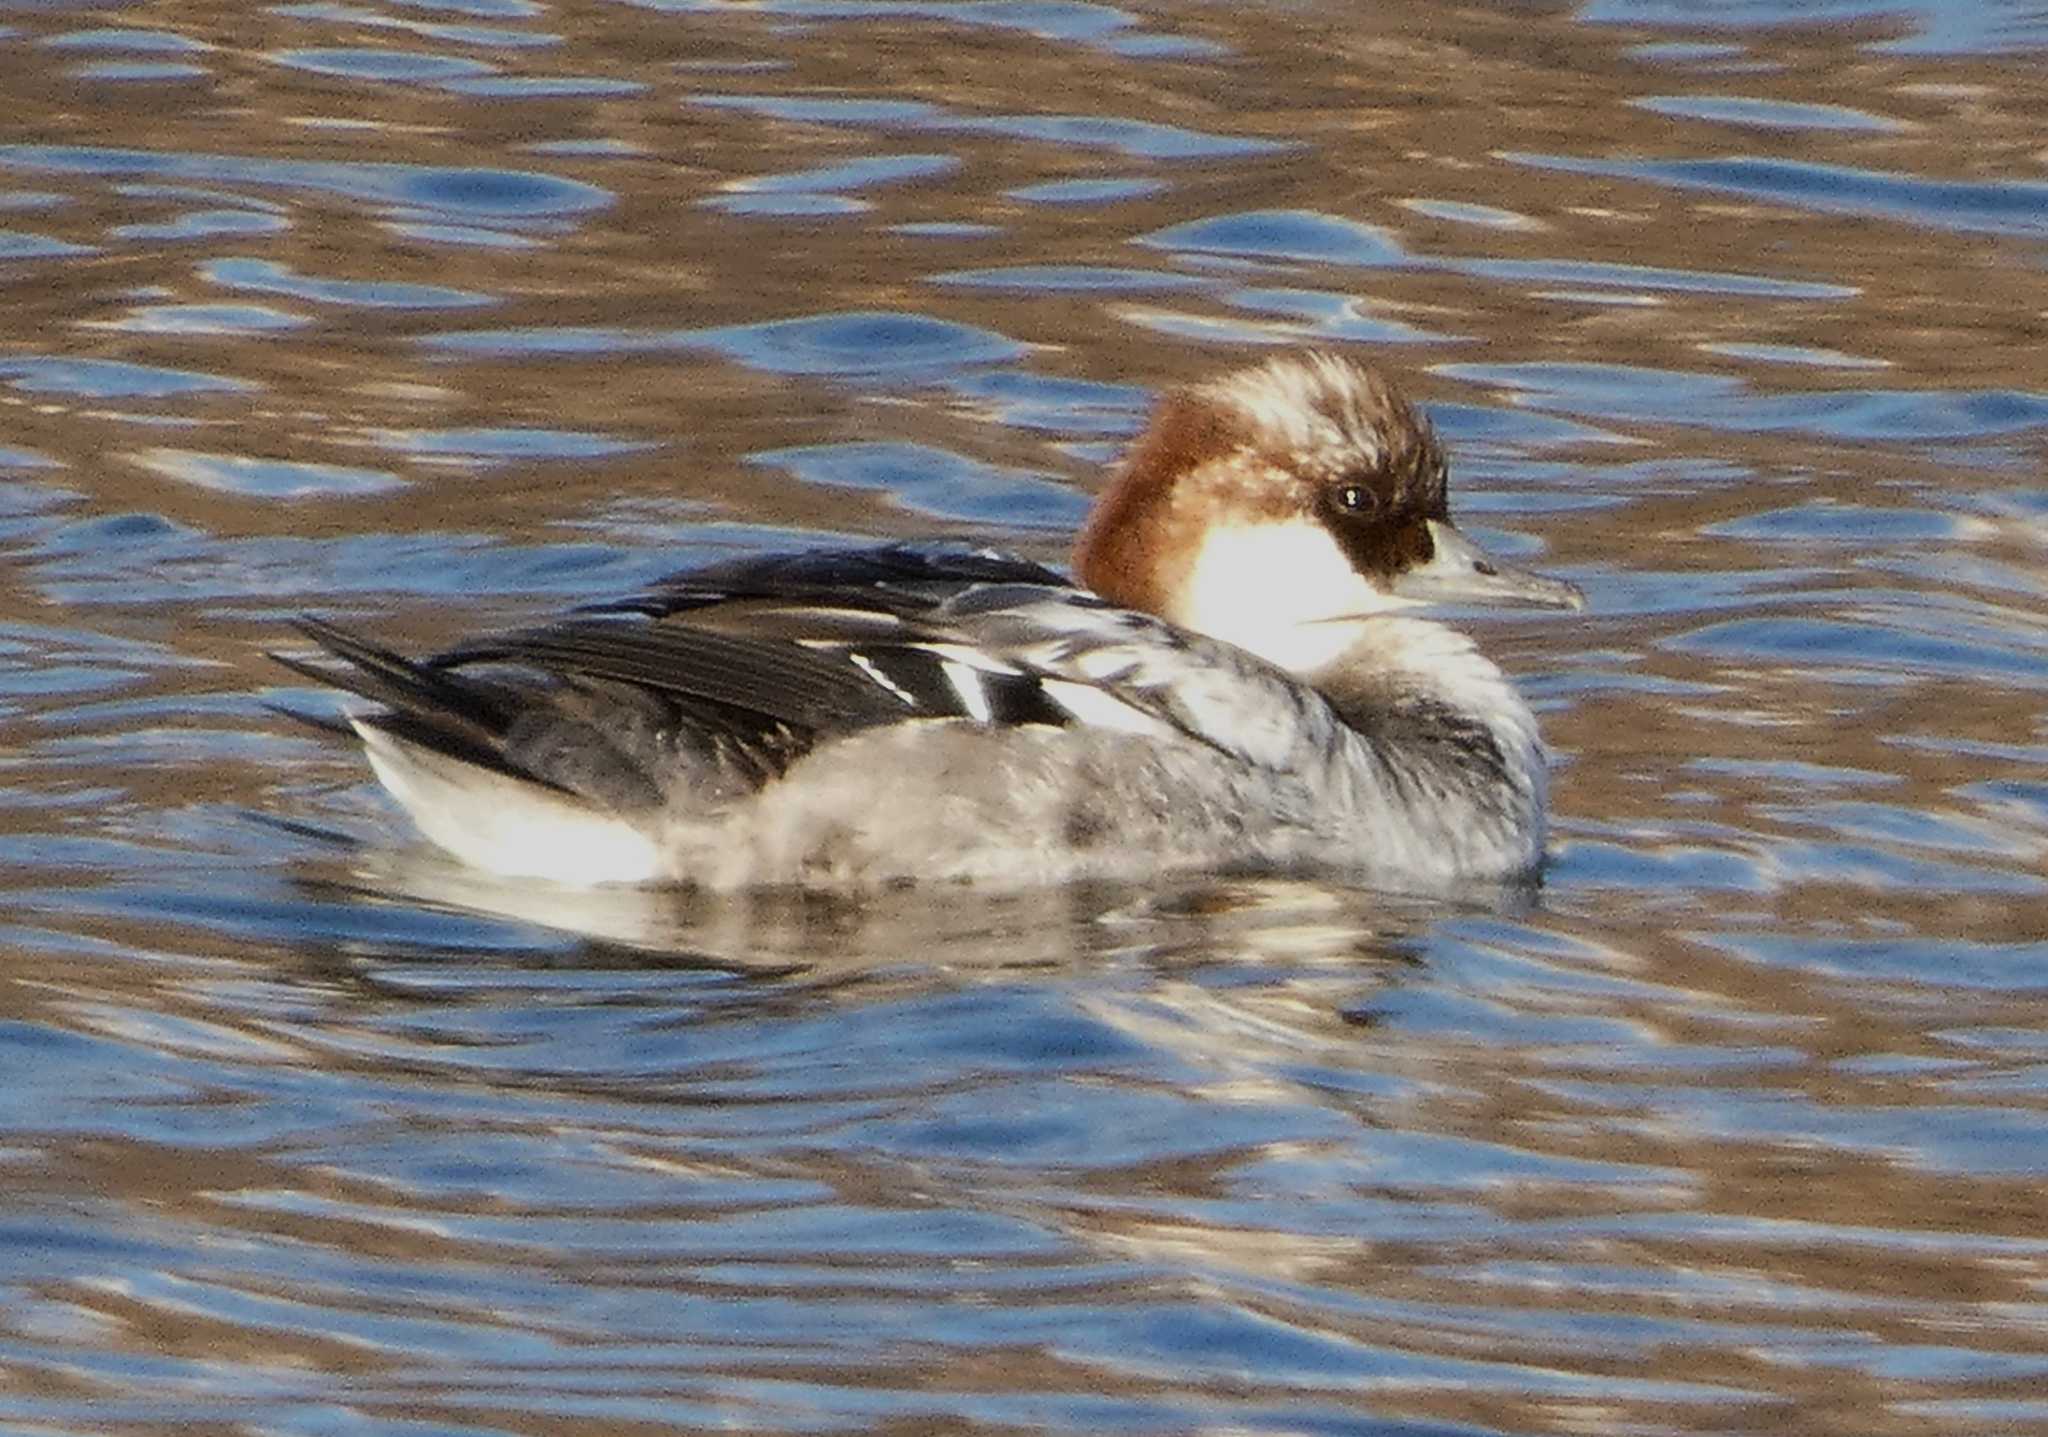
top-left (1312, 616), bottom-right (1550, 869)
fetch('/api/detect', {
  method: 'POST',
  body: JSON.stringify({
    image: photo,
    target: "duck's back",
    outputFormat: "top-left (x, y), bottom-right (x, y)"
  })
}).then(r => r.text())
top-left (277, 541), bottom-right (1360, 887)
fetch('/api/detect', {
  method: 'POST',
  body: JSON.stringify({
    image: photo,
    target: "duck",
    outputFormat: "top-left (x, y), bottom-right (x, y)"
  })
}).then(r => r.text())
top-left (274, 351), bottom-right (1583, 891)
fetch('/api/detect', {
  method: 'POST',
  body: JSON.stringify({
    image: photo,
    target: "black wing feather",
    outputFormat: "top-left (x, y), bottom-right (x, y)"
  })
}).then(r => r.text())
top-left (828, 641), bottom-right (1071, 727)
top-left (276, 545), bottom-right (1099, 807)
top-left (592, 541), bottom-right (1073, 621)
top-left (273, 617), bottom-right (511, 751)
top-left (435, 619), bottom-right (914, 731)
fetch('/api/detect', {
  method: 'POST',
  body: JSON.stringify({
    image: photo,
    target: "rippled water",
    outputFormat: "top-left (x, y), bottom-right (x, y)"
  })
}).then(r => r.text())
top-left (3, 1), bottom-right (2047, 1432)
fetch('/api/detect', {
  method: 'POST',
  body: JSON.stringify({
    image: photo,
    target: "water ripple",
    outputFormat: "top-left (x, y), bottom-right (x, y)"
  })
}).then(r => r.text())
top-left (749, 442), bottom-right (1088, 527)
top-left (692, 94), bottom-right (1287, 159)
top-left (41, 28), bottom-right (212, 53)
top-left (272, 47), bottom-right (497, 82)
top-left (70, 60), bottom-right (209, 81)
top-left (272, 3), bottom-right (562, 47)
top-left (3, 2), bottom-right (2048, 1431)
top-left (443, 75), bottom-right (649, 98)
top-left (129, 447), bottom-right (407, 498)
top-left (0, 356), bottom-right (254, 398)
top-left (111, 208), bottom-right (289, 240)
top-left (1444, 361), bottom-right (2048, 441)
top-left (91, 302), bottom-right (311, 335)
top-left (1139, 208), bottom-right (1411, 266)
top-left (1632, 94), bottom-right (1909, 131)
top-left (937, 264), bottom-right (1210, 291)
top-left (203, 256), bottom-right (494, 309)
top-left (704, 152), bottom-right (959, 215)
top-left (424, 309), bottom-right (1026, 375)
top-left (1583, 0), bottom-right (2048, 56)
top-left (1507, 150), bottom-right (2048, 238)
top-left (0, 229), bottom-right (95, 259)
top-left (1448, 255), bottom-right (1854, 299)
top-left (0, 144), bottom-right (613, 220)
top-left (1008, 176), bottom-right (1167, 204)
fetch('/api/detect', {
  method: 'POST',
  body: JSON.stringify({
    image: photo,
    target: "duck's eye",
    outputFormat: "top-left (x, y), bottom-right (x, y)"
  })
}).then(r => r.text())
top-left (1334, 483), bottom-right (1372, 514)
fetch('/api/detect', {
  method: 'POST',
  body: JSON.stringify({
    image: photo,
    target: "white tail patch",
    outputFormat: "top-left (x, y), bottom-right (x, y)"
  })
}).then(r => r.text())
top-left (354, 721), bottom-right (664, 886)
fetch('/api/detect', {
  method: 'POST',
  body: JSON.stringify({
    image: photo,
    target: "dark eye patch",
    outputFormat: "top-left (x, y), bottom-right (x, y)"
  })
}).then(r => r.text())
top-left (1309, 430), bottom-right (1451, 578)
top-left (1316, 490), bottom-right (1436, 581)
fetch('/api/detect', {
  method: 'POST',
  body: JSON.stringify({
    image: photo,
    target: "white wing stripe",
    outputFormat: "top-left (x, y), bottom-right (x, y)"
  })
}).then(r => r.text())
top-left (941, 659), bottom-right (995, 723)
top-left (1040, 680), bottom-right (1172, 736)
top-left (845, 652), bottom-right (919, 708)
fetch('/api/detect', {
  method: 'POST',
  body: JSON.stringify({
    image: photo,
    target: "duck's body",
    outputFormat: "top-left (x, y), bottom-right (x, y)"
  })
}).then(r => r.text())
top-left (278, 353), bottom-right (1581, 891)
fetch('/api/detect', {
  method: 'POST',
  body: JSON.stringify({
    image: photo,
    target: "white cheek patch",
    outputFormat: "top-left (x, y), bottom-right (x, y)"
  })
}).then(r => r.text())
top-left (1175, 518), bottom-right (1410, 673)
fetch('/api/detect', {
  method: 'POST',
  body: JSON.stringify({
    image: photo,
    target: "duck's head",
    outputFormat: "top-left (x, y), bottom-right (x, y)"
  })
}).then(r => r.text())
top-left (1073, 351), bottom-right (1582, 671)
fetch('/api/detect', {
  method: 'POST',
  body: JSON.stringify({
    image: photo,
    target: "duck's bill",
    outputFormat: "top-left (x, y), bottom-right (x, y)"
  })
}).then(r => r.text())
top-left (1392, 520), bottom-right (1585, 611)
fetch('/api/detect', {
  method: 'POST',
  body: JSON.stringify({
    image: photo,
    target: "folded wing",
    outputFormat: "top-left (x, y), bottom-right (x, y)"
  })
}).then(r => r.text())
top-left (277, 541), bottom-right (1358, 816)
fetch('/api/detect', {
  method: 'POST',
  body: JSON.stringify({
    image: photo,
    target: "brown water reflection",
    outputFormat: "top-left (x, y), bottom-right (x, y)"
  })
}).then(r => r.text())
top-left (3, 0), bottom-right (2048, 1433)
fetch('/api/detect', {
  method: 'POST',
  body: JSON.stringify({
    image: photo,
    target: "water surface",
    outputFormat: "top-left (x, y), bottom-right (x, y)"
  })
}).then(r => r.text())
top-left (2, 1), bottom-right (2047, 1433)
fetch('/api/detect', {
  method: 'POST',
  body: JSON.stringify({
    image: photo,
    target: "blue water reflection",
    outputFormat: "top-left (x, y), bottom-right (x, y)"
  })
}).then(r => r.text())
top-left (425, 309), bottom-right (1026, 375)
top-left (692, 94), bottom-right (1288, 159)
top-left (0, 144), bottom-right (613, 219)
top-left (205, 256), bottom-right (494, 308)
top-left (748, 442), bottom-right (1088, 526)
top-left (1140, 209), bottom-right (1412, 266)
top-left (1445, 361), bottom-right (2048, 441)
top-left (273, 47), bottom-right (497, 82)
top-left (41, 28), bottom-right (212, 52)
top-left (1582, 0), bottom-right (2048, 55)
top-left (0, 356), bottom-right (254, 397)
top-left (1508, 151), bottom-right (2048, 238)
top-left (1, 0), bottom-right (2046, 1432)
top-left (1631, 94), bottom-right (1908, 131)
